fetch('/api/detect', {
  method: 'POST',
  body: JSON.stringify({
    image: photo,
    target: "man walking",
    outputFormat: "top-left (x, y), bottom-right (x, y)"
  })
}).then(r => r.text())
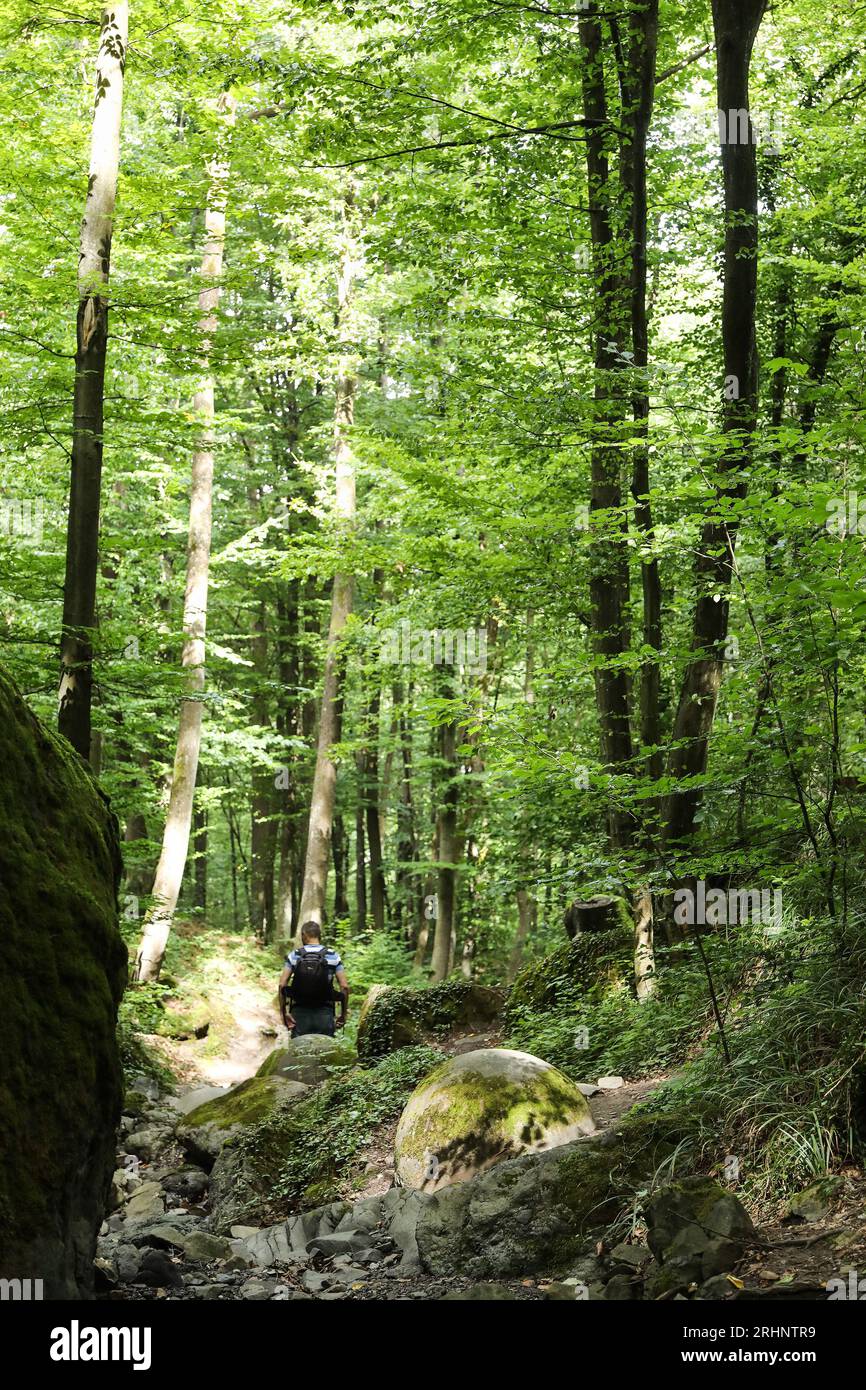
top-left (279, 921), bottom-right (349, 1038)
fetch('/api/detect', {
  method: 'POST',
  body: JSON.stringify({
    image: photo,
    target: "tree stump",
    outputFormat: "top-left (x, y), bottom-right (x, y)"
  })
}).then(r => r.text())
top-left (564, 895), bottom-right (622, 939)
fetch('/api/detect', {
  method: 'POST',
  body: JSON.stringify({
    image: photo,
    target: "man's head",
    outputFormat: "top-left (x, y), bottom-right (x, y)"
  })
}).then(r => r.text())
top-left (300, 920), bottom-right (322, 944)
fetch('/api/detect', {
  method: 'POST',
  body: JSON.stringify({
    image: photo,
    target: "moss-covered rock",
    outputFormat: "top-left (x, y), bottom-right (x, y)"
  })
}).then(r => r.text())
top-left (0, 667), bottom-right (126, 1297)
top-left (176, 1075), bottom-right (309, 1168)
top-left (207, 1046), bottom-right (445, 1232)
top-left (256, 1034), bottom-right (356, 1086)
top-left (357, 979), bottom-right (504, 1060)
top-left (644, 1176), bottom-right (756, 1291)
top-left (394, 1048), bottom-right (595, 1191)
top-left (504, 921), bottom-right (633, 1027)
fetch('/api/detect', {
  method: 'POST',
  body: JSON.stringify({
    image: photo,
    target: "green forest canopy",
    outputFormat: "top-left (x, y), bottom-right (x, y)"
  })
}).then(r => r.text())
top-left (1, 0), bottom-right (865, 987)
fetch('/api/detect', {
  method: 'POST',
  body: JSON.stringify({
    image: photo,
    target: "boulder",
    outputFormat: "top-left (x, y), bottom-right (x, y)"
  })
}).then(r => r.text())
top-left (257, 1035), bottom-right (355, 1086)
top-left (176, 1074), bottom-right (308, 1168)
top-left (394, 1048), bottom-right (595, 1192)
top-left (644, 1176), bottom-right (756, 1293)
top-left (414, 1111), bottom-right (682, 1279)
top-left (785, 1176), bottom-right (843, 1224)
top-left (357, 980), bottom-right (505, 1061)
top-left (160, 1165), bottom-right (209, 1202)
top-left (0, 667), bottom-right (126, 1297)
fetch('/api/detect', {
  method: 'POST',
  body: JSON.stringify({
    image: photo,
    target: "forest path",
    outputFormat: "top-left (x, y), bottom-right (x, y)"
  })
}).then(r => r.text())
top-left (144, 930), bottom-right (280, 1092)
top-left (192, 980), bottom-right (277, 1087)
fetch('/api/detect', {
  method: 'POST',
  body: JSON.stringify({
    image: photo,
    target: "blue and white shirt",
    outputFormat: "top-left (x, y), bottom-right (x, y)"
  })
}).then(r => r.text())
top-left (285, 944), bottom-right (343, 983)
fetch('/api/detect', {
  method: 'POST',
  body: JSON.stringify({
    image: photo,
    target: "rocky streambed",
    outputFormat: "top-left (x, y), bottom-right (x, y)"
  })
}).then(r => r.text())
top-left (96, 1031), bottom-right (802, 1303)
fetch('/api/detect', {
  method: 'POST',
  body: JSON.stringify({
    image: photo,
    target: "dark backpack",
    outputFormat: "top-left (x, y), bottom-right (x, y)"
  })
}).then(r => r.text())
top-left (290, 947), bottom-right (334, 1006)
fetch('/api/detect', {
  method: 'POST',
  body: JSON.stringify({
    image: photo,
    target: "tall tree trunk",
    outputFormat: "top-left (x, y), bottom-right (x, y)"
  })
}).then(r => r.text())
top-left (192, 801), bottom-right (207, 913)
top-left (250, 597), bottom-right (276, 943)
top-left (355, 762), bottom-right (368, 932)
top-left (297, 196), bottom-right (359, 930)
top-left (619, 0), bottom-right (661, 999)
top-left (579, 6), bottom-right (634, 851)
top-left (431, 693), bottom-right (459, 982)
top-left (362, 676), bottom-right (387, 932)
top-left (274, 585), bottom-right (300, 939)
top-left (332, 812), bottom-right (350, 917)
top-left (134, 94), bottom-right (236, 981)
top-left (662, 0), bottom-right (767, 848)
top-left (510, 888), bottom-right (537, 983)
top-left (58, 3), bottom-right (128, 760)
top-left (512, 624), bottom-right (537, 983)
top-left (393, 680), bottom-right (418, 941)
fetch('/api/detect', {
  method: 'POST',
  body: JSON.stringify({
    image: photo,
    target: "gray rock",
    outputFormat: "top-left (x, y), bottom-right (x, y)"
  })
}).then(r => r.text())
top-left (161, 1166), bottom-right (209, 1202)
top-left (785, 1177), bottom-right (843, 1224)
top-left (137, 1249), bottom-right (182, 1289)
top-left (125, 1128), bottom-right (170, 1163)
top-left (414, 1136), bottom-right (619, 1279)
top-left (130, 1075), bottom-right (161, 1102)
top-left (123, 1181), bottom-right (166, 1225)
top-left (698, 1274), bottom-right (738, 1299)
top-left (302, 1270), bottom-right (332, 1293)
top-left (113, 1243), bottom-right (143, 1284)
top-left (610, 1242), bottom-right (651, 1268)
top-left (545, 1281), bottom-right (590, 1301)
top-left (601, 1271), bottom-right (639, 1300)
top-left (306, 1231), bottom-right (373, 1258)
top-left (645, 1177), bottom-right (756, 1288)
top-left (181, 1231), bottom-right (234, 1263)
top-left (241, 1278), bottom-right (276, 1300)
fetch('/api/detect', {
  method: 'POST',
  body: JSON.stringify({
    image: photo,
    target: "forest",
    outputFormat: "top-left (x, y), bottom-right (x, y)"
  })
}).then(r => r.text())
top-left (1, 0), bottom-right (866, 1335)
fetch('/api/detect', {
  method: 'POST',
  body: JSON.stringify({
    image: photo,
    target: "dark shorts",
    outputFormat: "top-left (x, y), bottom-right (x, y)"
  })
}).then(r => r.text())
top-left (290, 1004), bottom-right (335, 1038)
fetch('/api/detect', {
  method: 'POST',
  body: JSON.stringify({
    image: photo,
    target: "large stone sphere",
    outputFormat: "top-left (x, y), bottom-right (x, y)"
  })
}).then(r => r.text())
top-left (394, 1047), bottom-right (595, 1192)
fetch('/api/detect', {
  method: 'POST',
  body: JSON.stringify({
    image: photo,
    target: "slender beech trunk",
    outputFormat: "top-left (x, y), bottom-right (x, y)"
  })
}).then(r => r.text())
top-left (332, 813), bottom-right (350, 917)
top-left (192, 802), bottom-right (207, 913)
top-left (510, 888), bottom-right (537, 983)
top-left (250, 597), bottom-right (276, 942)
top-left (431, 688), bottom-right (459, 982)
top-left (579, 7), bottom-right (634, 851)
top-left (362, 675), bottom-right (387, 932)
top-left (512, 624), bottom-right (537, 982)
top-left (662, 0), bottom-right (767, 847)
top-left (274, 585), bottom-right (300, 938)
top-left (134, 94), bottom-right (236, 981)
top-left (58, 4), bottom-right (128, 760)
top-left (354, 760), bottom-right (368, 931)
top-left (619, 1), bottom-right (660, 999)
top-left (394, 680), bottom-right (419, 941)
top-left (297, 199), bottom-right (359, 930)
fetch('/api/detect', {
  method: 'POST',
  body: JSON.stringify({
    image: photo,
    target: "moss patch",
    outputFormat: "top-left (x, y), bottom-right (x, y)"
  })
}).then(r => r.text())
top-left (505, 928), bottom-right (633, 1024)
